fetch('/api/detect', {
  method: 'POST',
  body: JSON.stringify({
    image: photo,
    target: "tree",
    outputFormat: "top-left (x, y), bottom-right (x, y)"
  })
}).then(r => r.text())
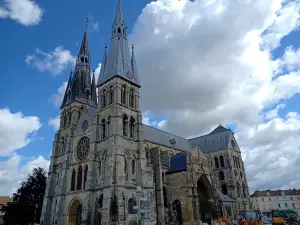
top-left (1, 167), bottom-right (47, 225)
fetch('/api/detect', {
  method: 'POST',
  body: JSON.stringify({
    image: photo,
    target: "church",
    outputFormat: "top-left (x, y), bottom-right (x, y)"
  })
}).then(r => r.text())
top-left (40, 1), bottom-right (250, 225)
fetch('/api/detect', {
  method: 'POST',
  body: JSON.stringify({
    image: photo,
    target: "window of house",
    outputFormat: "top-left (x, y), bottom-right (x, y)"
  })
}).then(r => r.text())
top-left (261, 198), bottom-right (264, 201)
top-left (292, 203), bottom-right (295, 209)
top-left (278, 203), bottom-right (281, 208)
top-left (285, 203), bottom-right (288, 208)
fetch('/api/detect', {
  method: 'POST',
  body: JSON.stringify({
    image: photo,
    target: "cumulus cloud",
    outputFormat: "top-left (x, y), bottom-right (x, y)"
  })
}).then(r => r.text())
top-left (0, 154), bottom-right (50, 195)
top-left (26, 46), bottom-right (76, 76)
top-left (49, 82), bottom-right (68, 107)
top-left (0, 0), bottom-right (43, 26)
top-left (128, 0), bottom-right (300, 191)
top-left (0, 108), bottom-right (41, 156)
top-left (48, 116), bottom-right (60, 131)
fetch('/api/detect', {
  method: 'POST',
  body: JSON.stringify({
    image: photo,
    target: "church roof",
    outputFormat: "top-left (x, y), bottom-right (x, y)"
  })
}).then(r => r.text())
top-left (188, 125), bottom-right (237, 153)
top-left (143, 124), bottom-right (238, 153)
top-left (97, 0), bottom-right (140, 87)
top-left (143, 125), bottom-right (192, 151)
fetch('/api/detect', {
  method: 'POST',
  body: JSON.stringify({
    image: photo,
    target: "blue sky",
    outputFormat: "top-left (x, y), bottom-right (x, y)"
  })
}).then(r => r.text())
top-left (1, 0), bottom-right (300, 194)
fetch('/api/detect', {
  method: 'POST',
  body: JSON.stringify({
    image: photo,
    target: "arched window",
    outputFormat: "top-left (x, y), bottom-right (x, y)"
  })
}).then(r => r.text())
top-left (99, 194), bottom-right (103, 208)
top-left (107, 116), bottom-right (111, 136)
top-left (71, 169), bottom-right (76, 191)
top-left (237, 158), bottom-right (241, 168)
top-left (124, 156), bottom-right (128, 181)
top-left (236, 182), bottom-right (240, 198)
top-left (57, 173), bottom-right (59, 185)
top-left (63, 113), bottom-right (67, 127)
top-left (98, 162), bottom-right (101, 178)
top-left (220, 156), bottom-right (225, 167)
top-left (101, 119), bottom-right (106, 140)
top-left (146, 151), bottom-right (149, 161)
top-left (219, 171), bottom-right (225, 181)
top-left (123, 115), bottom-right (128, 136)
top-left (233, 156), bottom-right (236, 167)
top-left (129, 89), bottom-right (134, 108)
top-left (77, 166), bottom-right (83, 190)
top-left (221, 184), bottom-right (228, 195)
top-left (83, 166), bottom-right (88, 189)
top-left (68, 111), bottom-right (72, 125)
top-left (214, 157), bottom-right (219, 168)
top-left (109, 86), bottom-right (114, 104)
top-left (132, 159), bottom-right (135, 175)
top-left (102, 89), bottom-right (107, 108)
top-left (242, 183), bottom-right (247, 198)
top-left (61, 137), bottom-right (65, 154)
top-left (163, 186), bottom-right (168, 207)
top-left (121, 86), bottom-right (126, 104)
top-left (129, 117), bottom-right (135, 139)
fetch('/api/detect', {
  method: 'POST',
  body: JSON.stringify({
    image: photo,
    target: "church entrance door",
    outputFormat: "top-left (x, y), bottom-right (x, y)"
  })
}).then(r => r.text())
top-left (197, 177), bottom-right (211, 224)
top-left (68, 199), bottom-right (83, 225)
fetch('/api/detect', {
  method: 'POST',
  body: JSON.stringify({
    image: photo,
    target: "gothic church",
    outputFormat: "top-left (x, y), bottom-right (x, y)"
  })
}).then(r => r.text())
top-left (40, 1), bottom-right (250, 225)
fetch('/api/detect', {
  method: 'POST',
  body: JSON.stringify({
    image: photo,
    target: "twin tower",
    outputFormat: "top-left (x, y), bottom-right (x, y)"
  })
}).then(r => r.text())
top-left (40, 1), bottom-right (149, 225)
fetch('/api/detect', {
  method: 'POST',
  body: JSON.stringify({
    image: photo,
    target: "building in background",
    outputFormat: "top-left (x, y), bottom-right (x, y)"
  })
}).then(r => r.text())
top-left (40, 0), bottom-right (250, 225)
top-left (0, 196), bottom-right (11, 225)
top-left (251, 190), bottom-right (300, 216)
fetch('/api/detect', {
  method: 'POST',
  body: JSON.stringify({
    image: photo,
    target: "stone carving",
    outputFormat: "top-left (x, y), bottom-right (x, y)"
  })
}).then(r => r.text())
top-left (77, 136), bottom-right (90, 160)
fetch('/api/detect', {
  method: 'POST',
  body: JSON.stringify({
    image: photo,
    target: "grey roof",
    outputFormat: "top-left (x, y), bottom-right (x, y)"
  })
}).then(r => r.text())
top-left (143, 125), bottom-right (239, 153)
top-left (143, 125), bottom-right (192, 151)
top-left (217, 190), bottom-right (234, 202)
top-left (97, 0), bottom-right (140, 87)
top-left (188, 125), bottom-right (235, 153)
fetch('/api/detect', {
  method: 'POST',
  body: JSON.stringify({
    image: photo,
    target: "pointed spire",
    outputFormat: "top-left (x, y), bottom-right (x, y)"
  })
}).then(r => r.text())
top-left (131, 44), bottom-right (139, 83)
top-left (79, 17), bottom-right (89, 56)
top-left (91, 70), bottom-right (97, 104)
top-left (115, 0), bottom-right (123, 23)
top-left (97, 45), bottom-right (108, 85)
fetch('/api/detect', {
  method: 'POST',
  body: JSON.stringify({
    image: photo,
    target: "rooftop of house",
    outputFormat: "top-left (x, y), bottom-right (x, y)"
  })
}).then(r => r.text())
top-left (0, 196), bottom-right (11, 206)
top-left (251, 189), bottom-right (300, 197)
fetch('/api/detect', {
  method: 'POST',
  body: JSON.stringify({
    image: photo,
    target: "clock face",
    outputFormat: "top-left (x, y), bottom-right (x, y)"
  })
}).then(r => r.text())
top-left (127, 71), bottom-right (133, 78)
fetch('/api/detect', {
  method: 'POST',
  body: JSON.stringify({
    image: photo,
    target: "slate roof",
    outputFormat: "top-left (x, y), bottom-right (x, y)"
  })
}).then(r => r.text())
top-left (217, 191), bottom-right (234, 202)
top-left (189, 125), bottom-right (234, 153)
top-left (142, 125), bottom-right (192, 151)
top-left (97, 0), bottom-right (140, 87)
top-left (143, 124), bottom-right (237, 153)
top-left (251, 189), bottom-right (300, 197)
top-left (168, 152), bottom-right (187, 173)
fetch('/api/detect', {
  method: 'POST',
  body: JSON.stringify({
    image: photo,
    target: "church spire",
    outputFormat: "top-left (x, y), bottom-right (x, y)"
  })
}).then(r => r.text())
top-left (97, 0), bottom-right (140, 87)
top-left (115, 0), bottom-right (123, 23)
top-left (61, 20), bottom-right (97, 109)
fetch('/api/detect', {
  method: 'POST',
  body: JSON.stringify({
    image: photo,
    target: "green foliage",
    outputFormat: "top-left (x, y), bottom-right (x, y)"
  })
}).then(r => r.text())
top-left (1, 167), bottom-right (47, 225)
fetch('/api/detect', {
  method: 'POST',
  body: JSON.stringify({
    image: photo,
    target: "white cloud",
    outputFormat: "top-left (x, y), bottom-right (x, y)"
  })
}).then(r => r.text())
top-left (49, 82), bottom-right (68, 107)
top-left (48, 116), bottom-right (60, 131)
top-left (128, 0), bottom-right (300, 191)
top-left (0, 108), bottom-right (41, 156)
top-left (142, 111), bottom-right (167, 129)
top-left (0, 154), bottom-right (50, 195)
top-left (94, 63), bottom-right (102, 83)
top-left (0, 0), bottom-right (43, 26)
top-left (26, 46), bottom-right (76, 76)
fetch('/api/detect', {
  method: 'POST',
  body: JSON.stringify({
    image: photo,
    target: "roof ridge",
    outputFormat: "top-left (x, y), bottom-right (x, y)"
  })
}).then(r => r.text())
top-left (142, 124), bottom-right (188, 140)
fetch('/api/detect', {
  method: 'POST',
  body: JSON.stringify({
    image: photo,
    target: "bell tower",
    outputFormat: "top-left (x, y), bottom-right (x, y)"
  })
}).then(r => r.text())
top-left (95, 0), bottom-right (145, 224)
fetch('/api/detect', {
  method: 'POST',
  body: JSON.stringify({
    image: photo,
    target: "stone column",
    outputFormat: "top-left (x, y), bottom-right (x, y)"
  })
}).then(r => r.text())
top-left (151, 147), bottom-right (165, 224)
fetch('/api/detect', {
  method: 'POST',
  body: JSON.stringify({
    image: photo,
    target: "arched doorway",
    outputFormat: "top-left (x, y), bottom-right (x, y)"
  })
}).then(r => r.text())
top-left (69, 198), bottom-right (83, 225)
top-left (172, 200), bottom-right (183, 225)
top-left (197, 176), bottom-right (212, 224)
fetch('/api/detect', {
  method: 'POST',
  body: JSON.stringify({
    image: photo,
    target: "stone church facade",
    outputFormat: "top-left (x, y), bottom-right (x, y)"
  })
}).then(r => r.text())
top-left (40, 1), bottom-right (250, 225)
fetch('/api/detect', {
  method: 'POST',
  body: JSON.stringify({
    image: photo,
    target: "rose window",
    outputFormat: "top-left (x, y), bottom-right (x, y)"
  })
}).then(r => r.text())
top-left (77, 137), bottom-right (90, 160)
